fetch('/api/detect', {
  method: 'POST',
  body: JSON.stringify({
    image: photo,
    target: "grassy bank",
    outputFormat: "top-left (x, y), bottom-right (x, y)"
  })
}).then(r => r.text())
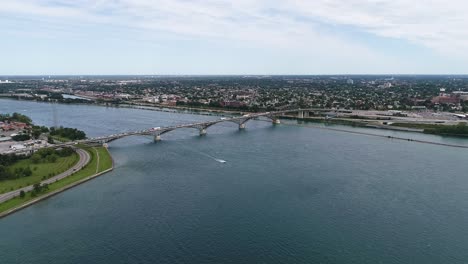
top-left (0, 146), bottom-right (113, 216)
top-left (391, 122), bottom-right (468, 137)
top-left (0, 153), bottom-right (79, 194)
top-left (281, 115), bottom-right (368, 127)
top-left (51, 135), bottom-right (72, 143)
top-left (390, 123), bottom-right (441, 129)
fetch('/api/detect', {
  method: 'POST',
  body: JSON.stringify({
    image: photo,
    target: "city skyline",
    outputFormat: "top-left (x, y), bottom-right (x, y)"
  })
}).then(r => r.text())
top-left (1, 0), bottom-right (468, 75)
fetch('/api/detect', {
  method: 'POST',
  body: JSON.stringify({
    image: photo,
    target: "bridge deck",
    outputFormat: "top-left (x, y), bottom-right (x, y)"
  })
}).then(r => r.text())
top-left (5, 109), bottom-right (320, 154)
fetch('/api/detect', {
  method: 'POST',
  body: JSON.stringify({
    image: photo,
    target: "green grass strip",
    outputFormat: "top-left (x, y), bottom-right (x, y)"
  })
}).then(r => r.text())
top-left (0, 146), bottom-right (113, 215)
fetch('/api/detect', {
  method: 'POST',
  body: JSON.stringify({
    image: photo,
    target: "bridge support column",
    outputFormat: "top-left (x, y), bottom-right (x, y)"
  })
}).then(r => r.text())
top-left (304, 111), bottom-right (309, 118)
top-left (298, 111), bottom-right (304, 119)
top-left (199, 128), bottom-right (207, 136)
top-left (239, 123), bottom-right (246, 129)
top-left (154, 135), bottom-right (161, 142)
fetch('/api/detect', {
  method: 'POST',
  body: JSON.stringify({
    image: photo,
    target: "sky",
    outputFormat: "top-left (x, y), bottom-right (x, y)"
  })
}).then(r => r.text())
top-left (0, 0), bottom-right (467, 75)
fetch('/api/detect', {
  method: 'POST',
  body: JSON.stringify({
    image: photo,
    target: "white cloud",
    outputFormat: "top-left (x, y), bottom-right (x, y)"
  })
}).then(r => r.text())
top-left (284, 0), bottom-right (468, 55)
top-left (0, 0), bottom-right (467, 73)
top-left (2, 0), bottom-right (467, 53)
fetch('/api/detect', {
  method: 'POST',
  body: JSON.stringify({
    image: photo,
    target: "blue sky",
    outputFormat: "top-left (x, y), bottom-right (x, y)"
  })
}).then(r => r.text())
top-left (1, 0), bottom-right (467, 75)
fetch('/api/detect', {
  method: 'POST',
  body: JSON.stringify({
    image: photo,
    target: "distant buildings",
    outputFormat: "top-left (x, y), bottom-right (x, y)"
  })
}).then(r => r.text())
top-left (5, 75), bottom-right (468, 112)
top-left (1, 121), bottom-right (29, 131)
top-left (431, 95), bottom-right (460, 105)
top-left (220, 101), bottom-right (246, 108)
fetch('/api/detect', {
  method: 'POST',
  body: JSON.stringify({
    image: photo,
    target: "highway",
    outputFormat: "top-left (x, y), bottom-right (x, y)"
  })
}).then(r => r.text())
top-left (0, 148), bottom-right (91, 204)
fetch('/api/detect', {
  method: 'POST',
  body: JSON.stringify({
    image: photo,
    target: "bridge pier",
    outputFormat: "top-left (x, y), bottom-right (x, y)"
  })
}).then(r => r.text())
top-left (199, 128), bottom-right (207, 136)
top-left (154, 135), bottom-right (161, 142)
top-left (298, 111), bottom-right (304, 119)
top-left (239, 123), bottom-right (246, 129)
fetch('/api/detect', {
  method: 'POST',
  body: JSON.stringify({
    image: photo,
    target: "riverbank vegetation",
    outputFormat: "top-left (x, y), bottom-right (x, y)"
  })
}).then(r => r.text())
top-left (0, 148), bottom-right (78, 193)
top-left (0, 113), bottom-right (32, 124)
top-left (0, 146), bottom-right (113, 216)
top-left (49, 126), bottom-right (86, 141)
top-left (391, 122), bottom-right (468, 137)
top-left (1, 112), bottom-right (86, 143)
top-left (424, 123), bottom-right (468, 136)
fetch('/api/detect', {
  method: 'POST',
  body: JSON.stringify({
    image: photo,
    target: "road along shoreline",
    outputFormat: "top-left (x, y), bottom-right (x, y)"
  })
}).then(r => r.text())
top-left (0, 148), bottom-right (90, 203)
top-left (0, 148), bottom-right (114, 219)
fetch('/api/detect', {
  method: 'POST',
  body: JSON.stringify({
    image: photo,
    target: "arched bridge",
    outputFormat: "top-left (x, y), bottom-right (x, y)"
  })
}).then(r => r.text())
top-left (85, 108), bottom-right (325, 143)
top-left (7, 108), bottom-right (331, 154)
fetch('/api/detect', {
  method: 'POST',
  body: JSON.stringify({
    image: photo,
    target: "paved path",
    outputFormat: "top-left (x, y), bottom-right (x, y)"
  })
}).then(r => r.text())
top-left (0, 148), bottom-right (91, 203)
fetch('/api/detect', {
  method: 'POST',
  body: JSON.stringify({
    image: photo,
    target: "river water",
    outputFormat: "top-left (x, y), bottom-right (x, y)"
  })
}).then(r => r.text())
top-left (1, 99), bottom-right (468, 264)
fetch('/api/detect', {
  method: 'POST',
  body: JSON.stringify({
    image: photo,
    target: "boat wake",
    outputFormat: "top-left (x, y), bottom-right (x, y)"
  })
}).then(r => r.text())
top-left (173, 141), bottom-right (227, 164)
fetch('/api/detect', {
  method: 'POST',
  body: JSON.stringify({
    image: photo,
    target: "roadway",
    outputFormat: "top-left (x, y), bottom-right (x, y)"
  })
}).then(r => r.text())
top-left (1, 108), bottom-right (336, 154)
top-left (0, 148), bottom-right (91, 203)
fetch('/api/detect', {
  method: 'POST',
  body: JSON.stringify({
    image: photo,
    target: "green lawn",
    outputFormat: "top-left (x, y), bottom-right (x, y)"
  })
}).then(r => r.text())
top-left (51, 135), bottom-right (71, 143)
top-left (390, 122), bottom-right (440, 129)
top-left (95, 147), bottom-right (113, 172)
top-left (0, 153), bottom-right (79, 194)
top-left (0, 146), bottom-right (113, 215)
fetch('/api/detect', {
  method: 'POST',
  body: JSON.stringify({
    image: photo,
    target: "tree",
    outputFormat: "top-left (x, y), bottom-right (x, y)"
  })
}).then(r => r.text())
top-left (32, 183), bottom-right (42, 195)
top-left (32, 130), bottom-right (41, 139)
top-left (0, 165), bottom-right (12, 180)
top-left (31, 154), bottom-right (41, 164)
top-left (23, 166), bottom-right (32, 177)
top-left (57, 147), bottom-right (74, 157)
top-left (46, 154), bottom-right (58, 163)
top-left (10, 113), bottom-right (32, 124)
top-left (19, 190), bottom-right (25, 198)
top-left (12, 134), bottom-right (31, 141)
top-left (49, 126), bottom-right (86, 140)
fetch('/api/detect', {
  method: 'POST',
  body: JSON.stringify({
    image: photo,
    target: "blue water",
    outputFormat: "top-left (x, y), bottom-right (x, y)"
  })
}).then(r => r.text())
top-left (1, 99), bottom-right (468, 263)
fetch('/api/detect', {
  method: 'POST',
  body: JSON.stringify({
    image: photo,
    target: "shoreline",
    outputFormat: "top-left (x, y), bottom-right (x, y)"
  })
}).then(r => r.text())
top-left (287, 122), bottom-right (468, 149)
top-left (0, 147), bottom-right (114, 219)
top-left (1, 97), bottom-right (465, 137)
top-left (3, 97), bottom-right (468, 141)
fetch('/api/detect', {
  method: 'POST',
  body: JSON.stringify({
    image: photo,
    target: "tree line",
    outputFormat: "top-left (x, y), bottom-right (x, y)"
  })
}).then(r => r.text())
top-left (0, 112), bottom-right (32, 124)
top-left (49, 127), bottom-right (86, 140)
top-left (0, 147), bottom-right (74, 181)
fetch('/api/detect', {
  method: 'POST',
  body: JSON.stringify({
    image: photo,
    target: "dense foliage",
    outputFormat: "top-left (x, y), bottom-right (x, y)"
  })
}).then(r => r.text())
top-left (0, 147), bottom-right (74, 181)
top-left (31, 182), bottom-right (49, 197)
top-left (30, 147), bottom-right (74, 164)
top-left (0, 154), bottom-right (26, 167)
top-left (50, 126), bottom-right (86, 140)
top-left (424, 123), bottom-right (468, 136)
top-left (31, 125), bottom-right (49, 139)
top-left (12, 134), bottom-right (31, 141)
top-left (0, 112), bottom-right (32, 124)
top-left (0, 152), bottom-right (29, 180)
